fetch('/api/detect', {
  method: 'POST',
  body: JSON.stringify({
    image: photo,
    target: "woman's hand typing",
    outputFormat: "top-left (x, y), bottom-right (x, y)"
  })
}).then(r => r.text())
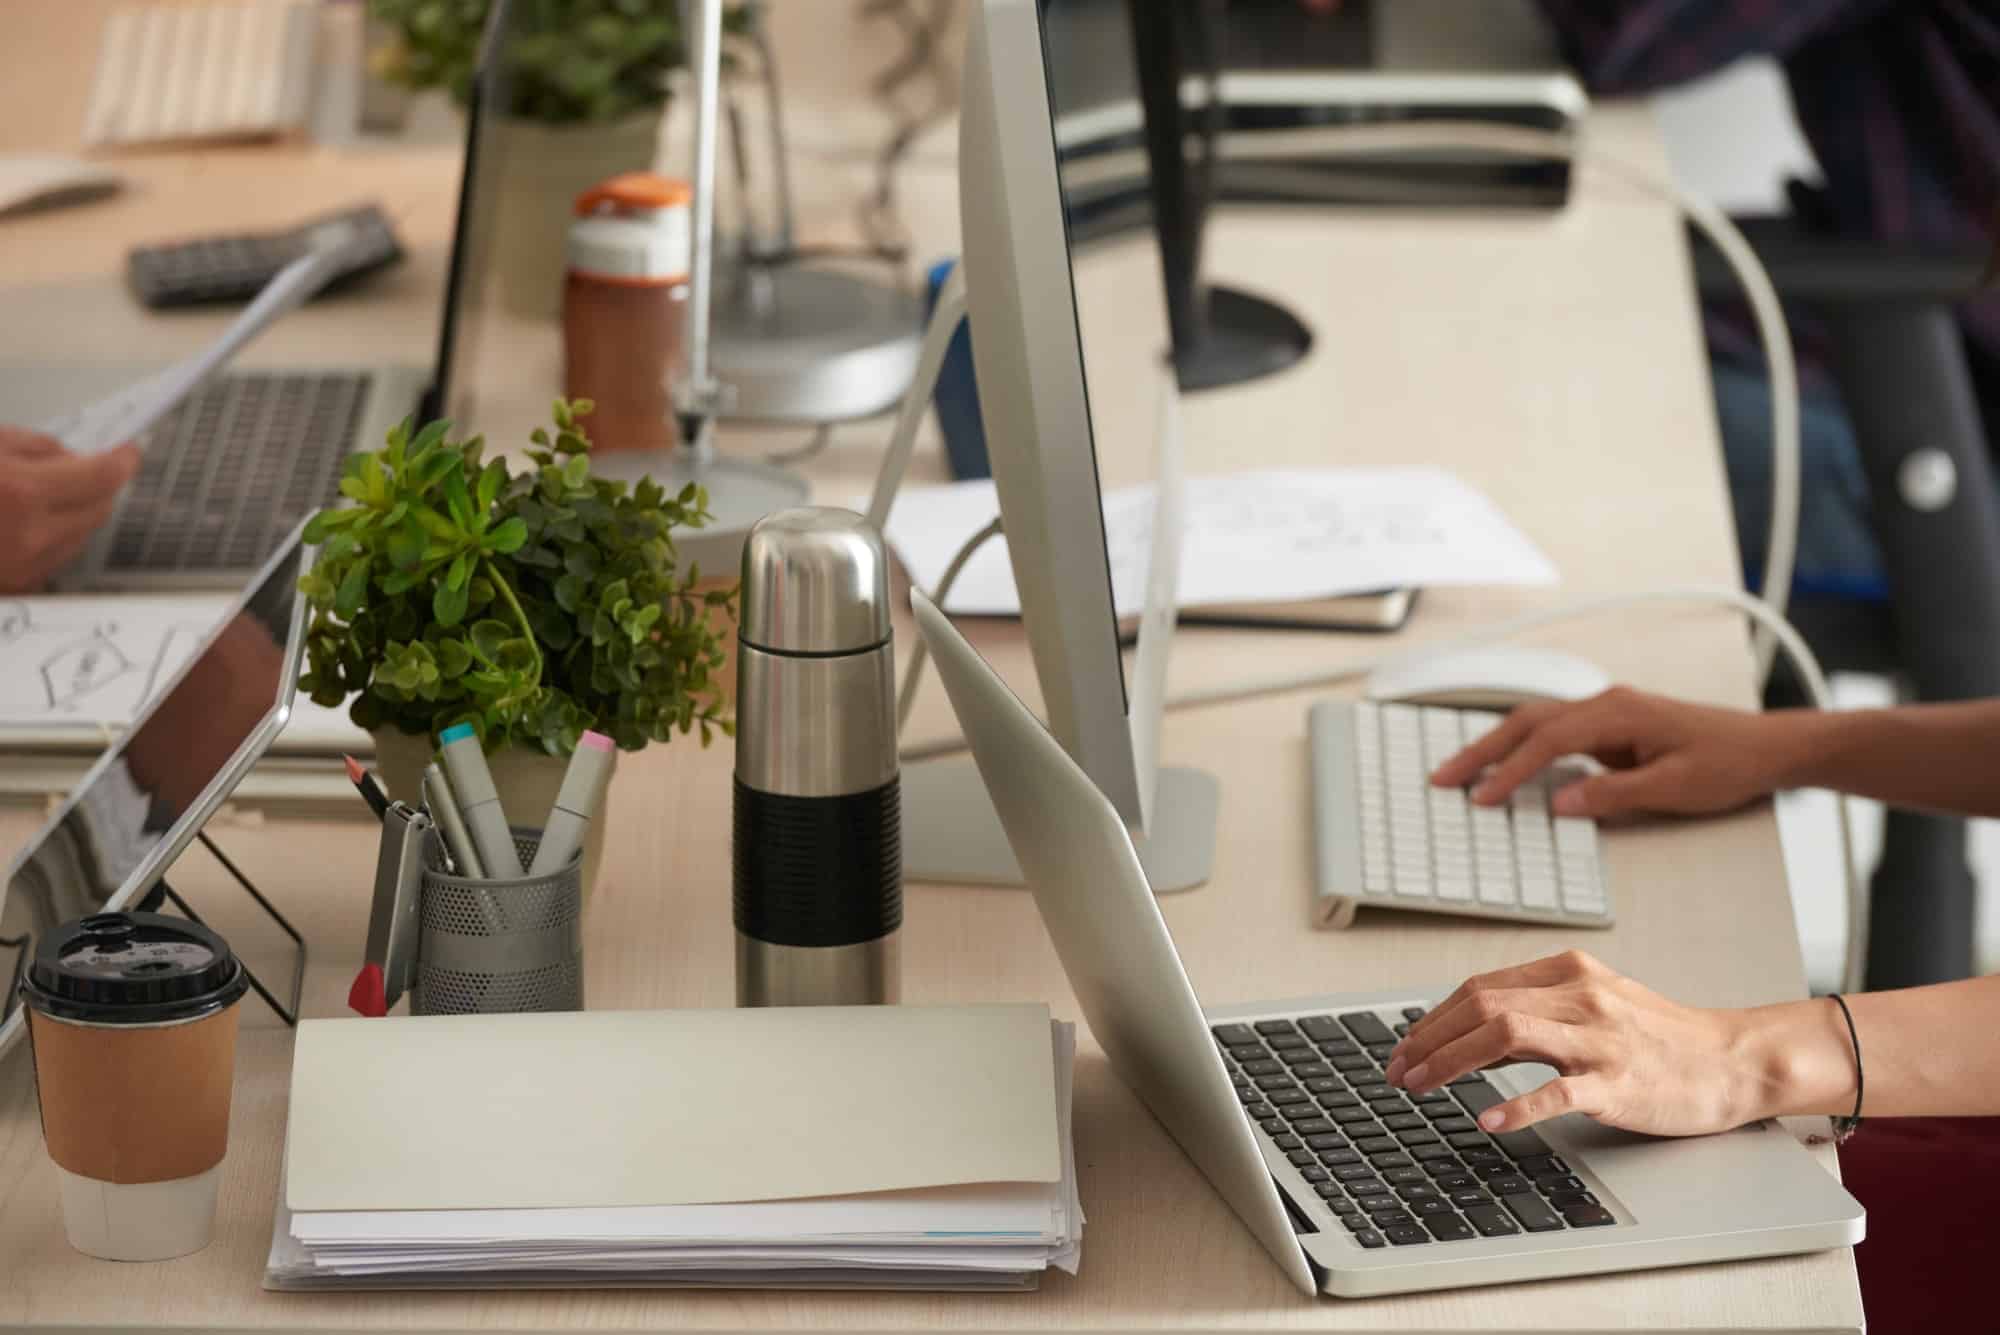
top-left (1383, 950), bottom-right (1858, 1138)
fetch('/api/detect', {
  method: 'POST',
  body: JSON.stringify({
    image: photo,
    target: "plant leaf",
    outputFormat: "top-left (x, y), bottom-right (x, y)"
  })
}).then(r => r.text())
top-left (434, 579), bottom-right (470, 627)
top-left (444, 465), bottom-right (475, 531)
top-left (406, 418), bottom-right (450, 463)
top-left (388, 517), bottom-right (427, 570)
top-left (470, 619), bottom-right (512, 664)
top-left (477, 458), bottom-right (507, 513)
top-left (437, 638), bottom-right (472, 677)
top-left (335, 560), bottom-right (370, 618)
top-left (417, 447), bottom-right (461, 489)
top-left (486, 516), bottom-right (529, 554)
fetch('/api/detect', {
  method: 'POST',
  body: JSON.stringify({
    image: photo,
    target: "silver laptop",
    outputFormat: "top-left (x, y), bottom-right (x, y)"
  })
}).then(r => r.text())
top-left (909, 591), bottom-right (1864, 1298)
top-left (0, 3), bottom-right (510, 593)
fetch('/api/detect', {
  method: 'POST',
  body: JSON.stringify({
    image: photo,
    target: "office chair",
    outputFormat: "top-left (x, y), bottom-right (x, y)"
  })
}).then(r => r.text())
top-left (1691, 198), bottom-right (1998, 989)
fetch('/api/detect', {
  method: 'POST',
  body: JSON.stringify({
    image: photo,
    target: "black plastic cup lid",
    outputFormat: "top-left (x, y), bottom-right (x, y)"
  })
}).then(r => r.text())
top-left (21, 912), bottom-right (249, 1025)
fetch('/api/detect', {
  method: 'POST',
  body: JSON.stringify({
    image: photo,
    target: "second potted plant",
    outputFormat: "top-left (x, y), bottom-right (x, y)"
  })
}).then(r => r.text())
top-left (297, 399), bottom-right (735, 894)
top-left (369, 0), bottom-right (743, 317)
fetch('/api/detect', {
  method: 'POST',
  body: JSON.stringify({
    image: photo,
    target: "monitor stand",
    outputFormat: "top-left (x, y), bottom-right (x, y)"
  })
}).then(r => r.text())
top-left (1173, 284), bottom-right (1314, 393)
top-left (901, 756), bottom-right (1219, 894)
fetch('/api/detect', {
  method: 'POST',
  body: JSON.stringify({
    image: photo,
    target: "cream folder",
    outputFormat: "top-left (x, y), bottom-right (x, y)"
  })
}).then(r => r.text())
top-left (286, 1004), bottom-right (1060, 1213)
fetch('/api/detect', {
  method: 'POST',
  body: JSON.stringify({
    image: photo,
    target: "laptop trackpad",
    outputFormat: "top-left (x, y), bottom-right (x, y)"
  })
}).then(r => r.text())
top-left (1491, 1062), bottom-right (1836, 1231)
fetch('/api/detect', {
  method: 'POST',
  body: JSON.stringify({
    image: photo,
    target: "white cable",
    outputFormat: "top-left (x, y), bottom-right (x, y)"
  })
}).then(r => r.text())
top-left (902, 577), bottom-right (1867, 992)
top-left (1584, 152), bottom-right (1799, 682)
top-left (882, 124), bottom-right (1832, 973)
top-left (897, 516), bottom-right (1003, 732)
top-left (866, 262), bottom-right (966, 533)
top-left (1194, 120), bottom-right (1801, 680)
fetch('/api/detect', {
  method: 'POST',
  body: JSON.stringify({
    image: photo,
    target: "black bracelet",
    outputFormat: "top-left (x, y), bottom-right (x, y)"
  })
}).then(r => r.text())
top-left (1827, 993), bottom-right (1864, 1142)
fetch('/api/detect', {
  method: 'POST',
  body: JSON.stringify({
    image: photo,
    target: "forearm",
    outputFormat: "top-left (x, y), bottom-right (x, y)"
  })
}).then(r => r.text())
top-left (1766, 701), bottom-right (2000, 818)
top-left (1733, 976), bottom-right (2000, 1120)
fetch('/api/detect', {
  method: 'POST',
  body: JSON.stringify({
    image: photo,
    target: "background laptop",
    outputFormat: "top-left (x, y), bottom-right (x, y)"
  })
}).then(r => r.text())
top-left (0, 2), bottom-right (507, 593)
top-left (0, 527), bottom-right (311, 1065)
top-left (911, 590), bottom-right (1864, 1298)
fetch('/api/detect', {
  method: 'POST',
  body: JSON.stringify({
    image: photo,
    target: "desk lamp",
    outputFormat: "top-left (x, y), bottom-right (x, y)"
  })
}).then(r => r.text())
top-left (593, 0), bottom-right (923, 574)
top-left (590, 0), bottom-right (808, 574)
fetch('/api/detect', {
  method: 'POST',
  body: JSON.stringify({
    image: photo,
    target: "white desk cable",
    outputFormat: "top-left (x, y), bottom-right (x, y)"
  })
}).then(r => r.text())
top-left (866, 262), bottom-right (966, 534)
top-left (875, 127), bottom-right (1837, 975)
top-left (900, 550), bottom-right (1867, 989)
top-left (1268, 120), bottom-right (1800, 681)
top-left (867, 126), bottom-right (1799, 681)
top-left (896, 515), bottom-right (1003, 732)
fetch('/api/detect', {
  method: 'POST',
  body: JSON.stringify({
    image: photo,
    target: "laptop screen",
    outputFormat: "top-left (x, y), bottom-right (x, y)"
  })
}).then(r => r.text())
top-left (0, 536), bottom-right (306, 1052)
top-left (416, 0), bottom-right (514, 425)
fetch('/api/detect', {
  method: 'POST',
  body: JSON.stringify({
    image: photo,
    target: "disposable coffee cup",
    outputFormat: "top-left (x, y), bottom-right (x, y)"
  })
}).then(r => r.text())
top-left (21, 911), bottom-right (250, 1261)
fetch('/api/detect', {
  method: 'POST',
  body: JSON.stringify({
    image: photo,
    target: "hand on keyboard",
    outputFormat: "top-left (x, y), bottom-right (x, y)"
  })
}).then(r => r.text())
top-left (0, 426), bottom-right (141, 593)
top-left (1381, 949), bottom-right (1850, 1139)
top-left (1427, 687), bottom-right (1782, 821)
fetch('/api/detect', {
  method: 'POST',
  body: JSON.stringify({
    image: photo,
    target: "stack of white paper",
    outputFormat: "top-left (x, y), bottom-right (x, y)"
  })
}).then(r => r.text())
top-left (265, 1007), bottom-right (1082, 1292)
top-left (878, 467), bottom-right (1558, 618)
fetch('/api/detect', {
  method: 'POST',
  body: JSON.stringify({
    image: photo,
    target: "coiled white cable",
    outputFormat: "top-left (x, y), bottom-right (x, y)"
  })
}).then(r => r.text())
top-left (886, 125), bottom-right (1842, 981)
top-left (896, 516), bottom-right (1002, 732)
top-left (1254, 120), bottom-right (1800, 679)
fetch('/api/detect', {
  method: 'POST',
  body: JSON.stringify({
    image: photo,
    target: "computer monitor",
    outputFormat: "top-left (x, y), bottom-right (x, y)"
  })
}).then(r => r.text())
top-left (900, 0), bottom-right (1218, 893)
top-left (1038, 0), bottom-right (1314, 392)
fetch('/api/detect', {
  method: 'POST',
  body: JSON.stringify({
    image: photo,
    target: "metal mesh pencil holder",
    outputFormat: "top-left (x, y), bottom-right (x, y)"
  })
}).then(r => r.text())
top-left (412, 828), bottom-right (585, 1016)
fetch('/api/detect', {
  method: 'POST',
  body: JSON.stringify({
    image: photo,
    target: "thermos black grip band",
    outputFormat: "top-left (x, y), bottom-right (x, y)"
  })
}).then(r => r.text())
top-left (733, 777), bottom-right (903, 947)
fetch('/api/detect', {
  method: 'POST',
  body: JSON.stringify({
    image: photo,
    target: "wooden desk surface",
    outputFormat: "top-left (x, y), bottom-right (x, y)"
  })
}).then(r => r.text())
top-left (0, 4), bottom-right (1861, 1331)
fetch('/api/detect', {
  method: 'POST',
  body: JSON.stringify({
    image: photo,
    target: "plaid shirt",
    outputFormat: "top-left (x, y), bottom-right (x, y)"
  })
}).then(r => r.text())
top-left (1538, 0), bottom-right (2000, 370)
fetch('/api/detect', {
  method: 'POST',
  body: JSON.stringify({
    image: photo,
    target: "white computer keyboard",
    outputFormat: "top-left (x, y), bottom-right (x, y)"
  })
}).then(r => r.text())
top-left (1308, 700), bottom-right (1612, 929)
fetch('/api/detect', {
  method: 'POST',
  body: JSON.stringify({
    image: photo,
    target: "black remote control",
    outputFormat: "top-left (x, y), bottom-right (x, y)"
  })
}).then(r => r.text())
top-left (126, 203), bottom-right (405, 309)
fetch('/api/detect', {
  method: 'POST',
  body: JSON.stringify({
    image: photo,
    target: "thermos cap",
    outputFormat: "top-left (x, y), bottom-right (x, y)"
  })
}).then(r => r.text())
top-left (740, 508), bottom-right (892, 656)
top-left (22, 912), bottom-right (249, 1025)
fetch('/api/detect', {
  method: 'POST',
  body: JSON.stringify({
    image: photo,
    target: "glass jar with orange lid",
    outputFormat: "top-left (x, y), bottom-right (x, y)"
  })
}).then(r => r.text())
top-left (562, 172), bottom-right (692, 454)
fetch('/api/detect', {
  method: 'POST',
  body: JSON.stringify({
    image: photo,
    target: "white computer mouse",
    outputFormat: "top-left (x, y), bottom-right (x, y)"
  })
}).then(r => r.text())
top-left (1363, 645), bottom-right (1612, 710)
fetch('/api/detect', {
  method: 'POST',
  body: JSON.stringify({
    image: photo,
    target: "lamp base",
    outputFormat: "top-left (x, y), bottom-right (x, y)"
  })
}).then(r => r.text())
top-left (1175, 283), bottom-right (1314, 393)
top-left (711, 264), bottom-right (924, 424)
top-left (589, 448), bottom-right (809, 575)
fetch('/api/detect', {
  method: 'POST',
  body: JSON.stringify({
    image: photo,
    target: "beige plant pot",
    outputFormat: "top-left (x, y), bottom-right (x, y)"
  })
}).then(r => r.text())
top-left (483, 111), bottom-right (665, 320)
top-left (370, 727), bottom-right (616, 899)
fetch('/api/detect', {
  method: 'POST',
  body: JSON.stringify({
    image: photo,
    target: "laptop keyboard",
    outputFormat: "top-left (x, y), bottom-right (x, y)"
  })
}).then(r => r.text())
top-left (1214, 1011), bottom-right (1619, 1248)
top-left (102, 369), bottom-right (367, 577)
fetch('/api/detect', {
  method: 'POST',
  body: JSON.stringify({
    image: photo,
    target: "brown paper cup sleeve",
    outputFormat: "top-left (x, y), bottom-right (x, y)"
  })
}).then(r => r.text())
top-left (29, 1005), bottom-right (240, 1184)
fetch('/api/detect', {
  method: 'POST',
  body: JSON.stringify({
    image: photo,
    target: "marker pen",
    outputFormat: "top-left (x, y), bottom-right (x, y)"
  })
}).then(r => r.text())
top-left (528, 731), bottom-right (614, 876)
top-left (422, 762), bottom-right (484, 879)
top-left (436, 723), bottom-right (521, 877)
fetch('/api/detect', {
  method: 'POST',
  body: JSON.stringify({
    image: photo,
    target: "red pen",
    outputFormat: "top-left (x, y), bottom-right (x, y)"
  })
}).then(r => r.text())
top-left (343, 754), bottom-right (389, 823)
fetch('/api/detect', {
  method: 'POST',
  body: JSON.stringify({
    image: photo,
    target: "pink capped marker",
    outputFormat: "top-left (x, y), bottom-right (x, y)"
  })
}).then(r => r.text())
top-left (527, 730), bottom-right (616, 876)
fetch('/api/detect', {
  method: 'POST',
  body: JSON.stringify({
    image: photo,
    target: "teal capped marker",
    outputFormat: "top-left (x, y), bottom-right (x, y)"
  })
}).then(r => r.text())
top-left (437, 723), bottom-right (520, 876)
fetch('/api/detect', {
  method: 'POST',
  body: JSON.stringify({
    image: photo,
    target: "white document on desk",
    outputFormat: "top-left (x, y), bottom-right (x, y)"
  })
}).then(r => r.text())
top-left (0, 593), bottom-right (362, 752)
top-left (879, 466), bottom-right (1558, 617)
top-left (285, 1004), bottom-right (1062, 1213)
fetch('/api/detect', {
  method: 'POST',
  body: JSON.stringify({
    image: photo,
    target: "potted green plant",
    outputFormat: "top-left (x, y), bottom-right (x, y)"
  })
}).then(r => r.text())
top-left (297, 399), bottom-right (735, 894)
top-left (368, 0), bottom-right (743, 317)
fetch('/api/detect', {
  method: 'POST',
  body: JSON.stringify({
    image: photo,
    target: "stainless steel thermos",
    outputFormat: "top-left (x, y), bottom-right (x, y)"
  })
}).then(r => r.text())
top-left (733, 508), bottom-right (901, 1006)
